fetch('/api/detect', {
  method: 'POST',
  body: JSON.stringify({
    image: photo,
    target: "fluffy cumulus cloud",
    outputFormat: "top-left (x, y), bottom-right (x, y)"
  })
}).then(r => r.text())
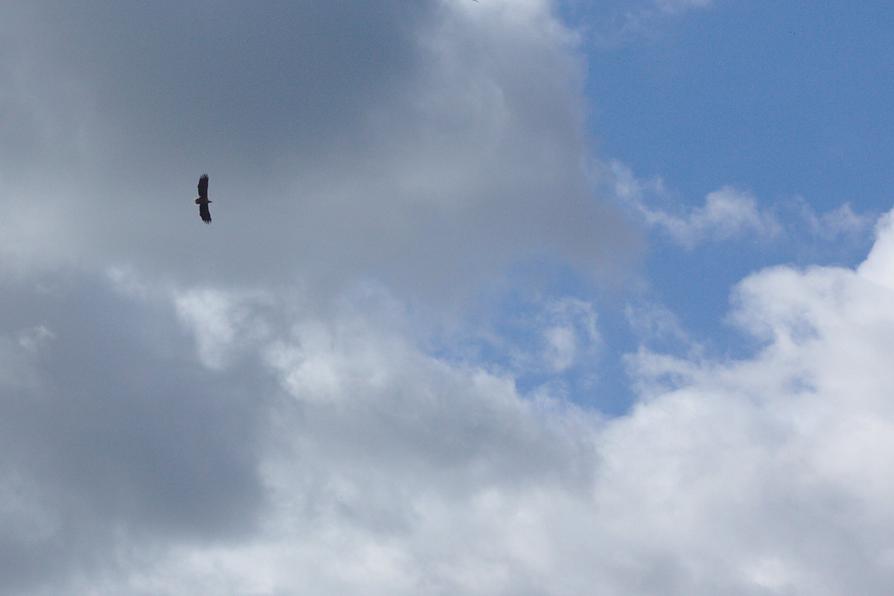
top-left (7, 211), bottom-right (893, 595)
top-left (2, 1), bottom-right (894, 595)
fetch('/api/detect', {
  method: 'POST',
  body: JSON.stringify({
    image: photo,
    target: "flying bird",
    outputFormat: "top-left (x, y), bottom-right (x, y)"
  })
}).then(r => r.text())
top-left (195, 174), bottom-right (212, 224)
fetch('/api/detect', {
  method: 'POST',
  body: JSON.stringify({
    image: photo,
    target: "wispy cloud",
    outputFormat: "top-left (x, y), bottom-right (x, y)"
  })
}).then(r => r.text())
top-left (643, 186), bottom-right (781, 248)
top-left (568, 0), bottom-right (716, 47)
top-left (796, 199), bottom-right (874, 241)
top-left (608, 160), bottom-right (874, 250)
top-left (653, 0), bottom-right (714, 15)
top-left (609, 161), bottom-right (780, 248)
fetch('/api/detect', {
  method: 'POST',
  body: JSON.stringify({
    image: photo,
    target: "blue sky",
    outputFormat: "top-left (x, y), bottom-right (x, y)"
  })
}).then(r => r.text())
top-left (584, 0), bottom-right (894, 210)
top-left (3, 2), bottom-right (894, 593)
top-left (549, 0), bottom-right (894, 412)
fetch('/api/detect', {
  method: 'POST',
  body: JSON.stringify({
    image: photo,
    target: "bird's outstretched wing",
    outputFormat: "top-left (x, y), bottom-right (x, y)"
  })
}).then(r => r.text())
top-left (196, 174), bottom-right (211, 223)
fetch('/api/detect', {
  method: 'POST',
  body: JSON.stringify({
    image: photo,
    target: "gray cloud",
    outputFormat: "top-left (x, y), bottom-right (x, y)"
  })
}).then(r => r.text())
top-left (0, 274), bottom-right (271, 592)
top-left (0, 1), bottom-right (636, 304)
top-left (0, 1), bottom-right (633, 592)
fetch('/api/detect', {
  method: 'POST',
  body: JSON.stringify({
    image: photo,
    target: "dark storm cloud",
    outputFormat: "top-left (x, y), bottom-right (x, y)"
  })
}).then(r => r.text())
top-left (0, 274), bottom-right (272, 592)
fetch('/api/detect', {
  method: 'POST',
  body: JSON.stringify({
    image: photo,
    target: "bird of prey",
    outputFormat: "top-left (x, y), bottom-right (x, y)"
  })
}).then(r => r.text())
top-left (195, 174), bottom-right (212, 224)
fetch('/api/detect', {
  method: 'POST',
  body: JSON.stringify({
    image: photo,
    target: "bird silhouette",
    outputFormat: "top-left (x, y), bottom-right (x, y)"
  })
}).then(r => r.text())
top-left (195, 174), bottom-right (212, 224)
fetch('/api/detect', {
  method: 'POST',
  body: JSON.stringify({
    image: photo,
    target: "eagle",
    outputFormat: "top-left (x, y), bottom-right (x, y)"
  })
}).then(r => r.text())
top-left (195, 174), bottom-right (212, 223)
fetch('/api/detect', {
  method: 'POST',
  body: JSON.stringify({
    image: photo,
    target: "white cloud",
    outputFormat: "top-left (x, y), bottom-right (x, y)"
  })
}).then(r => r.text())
top-left (610, 162), bottom-right (780, 248)
top-left (15, 207), bottom-right (887, 595)
top-left (544, 324), bottom-right (578, 371)
top-left (541, 297), bottom-right (601, 373)
top-left (3, 208), bottom-right (894, 593)
top-left (661, 186), bottom-right (781, 247)
top-left (465, 295), bottom-right (602, 380)
top-left (625, 300), bottom-right (694, 350)
top-left (860, 212), bottom-right (894, 288)
top-left (609, 160), bottom-right (875, 251)
top-left (800, 200), bottom-right (876, 241)
top-left (654, 0), bottom-right (713, 15)
top-left (174, 288), bottom-right (271, 370)
top-left (574, 0), bottom-right (715, 47)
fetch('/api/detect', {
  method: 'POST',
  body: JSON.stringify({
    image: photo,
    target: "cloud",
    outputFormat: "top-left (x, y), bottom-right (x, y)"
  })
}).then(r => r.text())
top-left (653, 0), bottom-right (713, 15)
top-left (565, 0), bottom-right (715, 47)
top-left (0, 1), bottom-right (625, 591)
top-left (625, 300), bottom-right (693, 350)
top-left (3, 207), bottom-right (893, 594)
top-left (174, 288), bottom-right (272, 370)
top-left (157, 213), bottom-right (894, 593)
top-left (610, 162), bottom-right (780, 248)
top-left (0, 270), bottom-right (606, 594)
top-left (797, 200), bottom-right (875, 242)
top-left (3, 1), bottom-right (894, 595)
top-left (540, 298), bottom-right (601, 373)
top-left (0, 0), bottom-right (636, 305)
top-left (645, 186), bottom-right (781, 248)
top-left (0, 275), bottom-right (271, 593)
top-left (609, 160), bottom-right (874, 251)
top-left (450, 294), bottom-right (603, 389)
top-left (16, 325), bottom-right (55, 354)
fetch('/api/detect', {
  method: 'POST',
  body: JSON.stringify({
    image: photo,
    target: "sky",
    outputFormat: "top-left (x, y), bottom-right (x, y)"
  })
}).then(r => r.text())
top-left (1, 1), bottom-right (893, 594)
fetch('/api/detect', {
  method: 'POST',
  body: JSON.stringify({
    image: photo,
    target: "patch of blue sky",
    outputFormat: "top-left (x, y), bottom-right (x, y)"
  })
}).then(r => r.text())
top-left (428, 258), bottom-right (641, 415)
top-left (578, 0), bottom-right (894, 213)
top-left (544, 0), bottom-right (894, 406)
top-left (436, 1), bottom-right (891, 416)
